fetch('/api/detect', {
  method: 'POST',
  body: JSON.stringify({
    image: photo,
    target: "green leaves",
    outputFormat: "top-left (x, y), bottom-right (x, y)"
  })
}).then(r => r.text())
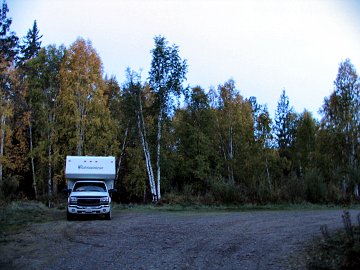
top-left (1, 20), bottom-right (360, 204)
top-left (149, 35), bottom-right (188, 114)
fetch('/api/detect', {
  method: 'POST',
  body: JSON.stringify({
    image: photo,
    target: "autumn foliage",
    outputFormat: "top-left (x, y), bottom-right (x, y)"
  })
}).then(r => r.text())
top-left (1, 2), bottom-right (360, 204)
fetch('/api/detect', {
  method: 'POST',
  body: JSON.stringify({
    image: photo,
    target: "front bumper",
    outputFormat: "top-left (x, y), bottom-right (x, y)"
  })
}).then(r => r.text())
top-left (67, 205), bottom-right (111, 215)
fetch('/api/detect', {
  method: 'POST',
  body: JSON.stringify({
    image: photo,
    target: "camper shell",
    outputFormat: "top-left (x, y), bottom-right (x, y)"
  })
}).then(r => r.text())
top-left (65, 156), bottom-right (116, 220)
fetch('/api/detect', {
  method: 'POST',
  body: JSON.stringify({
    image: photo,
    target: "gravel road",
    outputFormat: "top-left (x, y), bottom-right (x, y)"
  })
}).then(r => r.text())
top-left (0, 209), bottom-right (357, 270)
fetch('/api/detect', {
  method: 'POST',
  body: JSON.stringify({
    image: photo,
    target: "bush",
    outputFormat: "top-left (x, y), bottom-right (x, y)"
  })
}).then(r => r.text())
top-left (210, 179), bottom-right (244, 204)
top-left (307, 211), bottom-right (360, 269)
top-left (2, 175), bottom-right (21, 197)
top-left (304, 168), bottom-right (326, 203)
top-left (279, 173), bottom-right (305, 203)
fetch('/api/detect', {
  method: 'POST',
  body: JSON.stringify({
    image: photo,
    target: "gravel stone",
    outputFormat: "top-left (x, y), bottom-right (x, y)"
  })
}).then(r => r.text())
top-left (1, 209), bottom-right (357, 270)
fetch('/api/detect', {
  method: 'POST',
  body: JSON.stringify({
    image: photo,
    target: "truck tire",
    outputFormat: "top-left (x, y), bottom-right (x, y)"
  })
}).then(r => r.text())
top-left (104, 211), bottom-right (111, 220)
top-left (67, 211), bottom-right (74, 221)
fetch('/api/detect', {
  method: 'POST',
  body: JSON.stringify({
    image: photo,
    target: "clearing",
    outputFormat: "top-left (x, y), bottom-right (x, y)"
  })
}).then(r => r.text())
top-left (0, 207), bottom-right (357, 270)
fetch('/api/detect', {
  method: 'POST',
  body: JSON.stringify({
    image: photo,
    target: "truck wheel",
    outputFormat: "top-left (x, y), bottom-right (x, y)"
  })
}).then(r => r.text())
top-left (105, 211), bottom-right (111, 220)
top-left (67, 211), bottom-right (74, 221)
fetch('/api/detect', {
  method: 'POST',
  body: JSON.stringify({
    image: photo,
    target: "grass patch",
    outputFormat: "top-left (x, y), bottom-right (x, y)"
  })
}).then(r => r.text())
top-left (0, 201), bottom-right (63, 234)
top-left (306, 211), bottom-right (360, 269)
top-left (114, 202), bottom-right (357, 213)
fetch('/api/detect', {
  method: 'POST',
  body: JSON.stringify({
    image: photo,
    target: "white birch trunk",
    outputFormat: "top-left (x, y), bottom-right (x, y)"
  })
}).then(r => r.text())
top-left (138, 115), bottom-right (157, 200)
top-left (47, 110), bottom-right (56, 199)
top-left (156, 110), bottom-right (162, 200)
top-left (29, 120), bottom-right (38, 199)
top-left (228, 126), bottom-right (234, 184)
top-left (48, 143), bottom-right (52, 198)
top-left (137, 93), bottom-right (157, 200)
top-left (47, 127), bottom-right (52, 199)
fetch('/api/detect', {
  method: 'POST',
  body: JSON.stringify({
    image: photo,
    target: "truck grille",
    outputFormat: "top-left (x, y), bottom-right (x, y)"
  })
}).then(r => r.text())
top-left (77, 198), bottom-right (101, 206)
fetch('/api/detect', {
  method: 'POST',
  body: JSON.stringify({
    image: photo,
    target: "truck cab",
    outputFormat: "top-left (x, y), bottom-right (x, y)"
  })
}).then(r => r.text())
top-left (65, 156), bottom-right (116, 220)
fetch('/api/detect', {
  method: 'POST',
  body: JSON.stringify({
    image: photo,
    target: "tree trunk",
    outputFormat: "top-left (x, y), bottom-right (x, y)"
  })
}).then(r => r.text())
top-left (29, 121), bottom-right (37, 199)
top-left (0, 114), bottom-right (5, 185)
top-left (156, 110), bottom-right (162, 200)
top-left (228, 126), bottom-right (234, 184)
top-left (77, 122), bottom-right (84, 156)
top-left (354, 184), bottom-right (359, 198)
top-left (265, 156), bottom-right (272, 192)
top-left (116, 123), bottom-right (129, 185)
top-left (47, 110), bottom-right (55, 201)
top-left (47, 125), bottom-right (52, 197)
top-left (137, 93), bottom-right (157, 201)
top-left (77, 102), bottom-right (86, 156)
top-left (47, 137), bottom-right (52, 198)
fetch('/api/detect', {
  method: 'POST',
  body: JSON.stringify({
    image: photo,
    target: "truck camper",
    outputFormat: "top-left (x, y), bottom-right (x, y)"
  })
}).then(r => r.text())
top-left (65, 156), bottom-right (116, 220)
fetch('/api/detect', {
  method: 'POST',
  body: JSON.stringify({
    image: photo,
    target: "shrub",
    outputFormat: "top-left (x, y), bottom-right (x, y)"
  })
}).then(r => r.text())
top-left (304, 168), bottom-right (326, 203)
top-left (2, 175), bottom-right (21, 197)
top-left (279, 173), bottom-right (305, 203)
top-left (307, 211), bottom-right (360, 269)
top-left (210, 179), bottom-right (244, 204)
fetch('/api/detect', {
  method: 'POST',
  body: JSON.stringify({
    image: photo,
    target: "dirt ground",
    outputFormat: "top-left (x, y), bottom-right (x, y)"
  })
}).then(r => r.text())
top-left (0, 209), bottom-right (357, 270)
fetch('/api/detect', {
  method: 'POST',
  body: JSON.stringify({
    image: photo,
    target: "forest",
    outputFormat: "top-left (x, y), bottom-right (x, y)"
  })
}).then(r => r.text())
top-left (1, 1), bottom-right (359, 204)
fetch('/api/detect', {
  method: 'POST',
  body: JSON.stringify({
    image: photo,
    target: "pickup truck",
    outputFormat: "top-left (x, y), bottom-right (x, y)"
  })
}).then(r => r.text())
top-left (65, 156), bottom-right (116, 220)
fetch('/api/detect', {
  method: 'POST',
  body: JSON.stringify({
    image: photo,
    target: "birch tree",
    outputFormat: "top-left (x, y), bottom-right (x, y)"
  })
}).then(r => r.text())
top-left (58, 38), bottom-right (111, 156)
top-left (148, 36), bottom-right (187, 200)
top-left (21, 45), bottom-right (64, 198)
top-left (214, 79), bottom-right (242, 184)
top-left (123, 70), bottom-right (157, 200)
top-left (321, 59), bottom-right (360, 197)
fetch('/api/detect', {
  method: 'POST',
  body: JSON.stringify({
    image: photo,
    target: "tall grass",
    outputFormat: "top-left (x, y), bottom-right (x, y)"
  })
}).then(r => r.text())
top-left (0, 201), bottom-right (63, 233)
top-left (307, 211), bottom-right (360, 269)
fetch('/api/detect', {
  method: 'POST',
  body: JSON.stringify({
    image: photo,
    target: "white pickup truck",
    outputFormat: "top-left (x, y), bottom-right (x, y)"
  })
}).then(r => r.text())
top-left (65, 156), bottom-right (116, 220)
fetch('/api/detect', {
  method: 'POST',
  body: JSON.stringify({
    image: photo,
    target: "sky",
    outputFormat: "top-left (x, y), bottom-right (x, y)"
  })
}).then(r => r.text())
top-left (8, 0), bottom-right (360, 119)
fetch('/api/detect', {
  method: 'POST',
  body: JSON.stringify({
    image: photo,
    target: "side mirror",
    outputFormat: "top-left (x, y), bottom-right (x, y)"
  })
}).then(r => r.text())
top-left (109, 189), bottom-right (117, 194)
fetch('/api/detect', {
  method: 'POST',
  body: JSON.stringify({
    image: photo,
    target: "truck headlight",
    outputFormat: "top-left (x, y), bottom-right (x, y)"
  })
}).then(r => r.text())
top-left (100, 197), bottom-right (110, 203)
top-left (69, 197), bottom-right (78, 203)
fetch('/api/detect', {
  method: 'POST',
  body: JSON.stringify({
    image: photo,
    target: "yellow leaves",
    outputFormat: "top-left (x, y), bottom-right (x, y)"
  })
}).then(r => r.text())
top-left (5, 112), bottom-right (30, 173)
top-left (56, 37), bottom-right (115, 156)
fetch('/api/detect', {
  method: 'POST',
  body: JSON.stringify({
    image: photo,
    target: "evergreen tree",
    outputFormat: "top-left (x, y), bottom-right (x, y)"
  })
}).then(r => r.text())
top-left (15, 20), bottom-right (43, 198)
top-left (0, 0), bottom-right (18, 189)
top-left (19, 20), bottom-right (42, 62)
top-left (0, 0), bottom-right (18, 68)
top-left (273, 89), bottom-right (297, 156)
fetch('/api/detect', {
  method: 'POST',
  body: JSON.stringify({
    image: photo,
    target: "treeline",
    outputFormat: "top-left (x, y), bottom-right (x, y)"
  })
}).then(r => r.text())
top-left (1, 2), bottom-right (359, 204)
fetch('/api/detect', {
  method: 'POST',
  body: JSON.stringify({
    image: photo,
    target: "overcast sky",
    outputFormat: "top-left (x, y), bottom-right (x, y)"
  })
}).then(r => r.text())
top-left (8, 0), bottom-right (360, 119)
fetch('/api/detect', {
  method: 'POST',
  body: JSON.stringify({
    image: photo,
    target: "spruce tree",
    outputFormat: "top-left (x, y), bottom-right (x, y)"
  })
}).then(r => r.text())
top-left (19, 20), bottom-right (42, 62)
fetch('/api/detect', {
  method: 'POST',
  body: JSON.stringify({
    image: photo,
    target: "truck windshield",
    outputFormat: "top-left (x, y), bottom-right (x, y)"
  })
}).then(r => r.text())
top-left (73, 182), bottom-right (106, 192)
